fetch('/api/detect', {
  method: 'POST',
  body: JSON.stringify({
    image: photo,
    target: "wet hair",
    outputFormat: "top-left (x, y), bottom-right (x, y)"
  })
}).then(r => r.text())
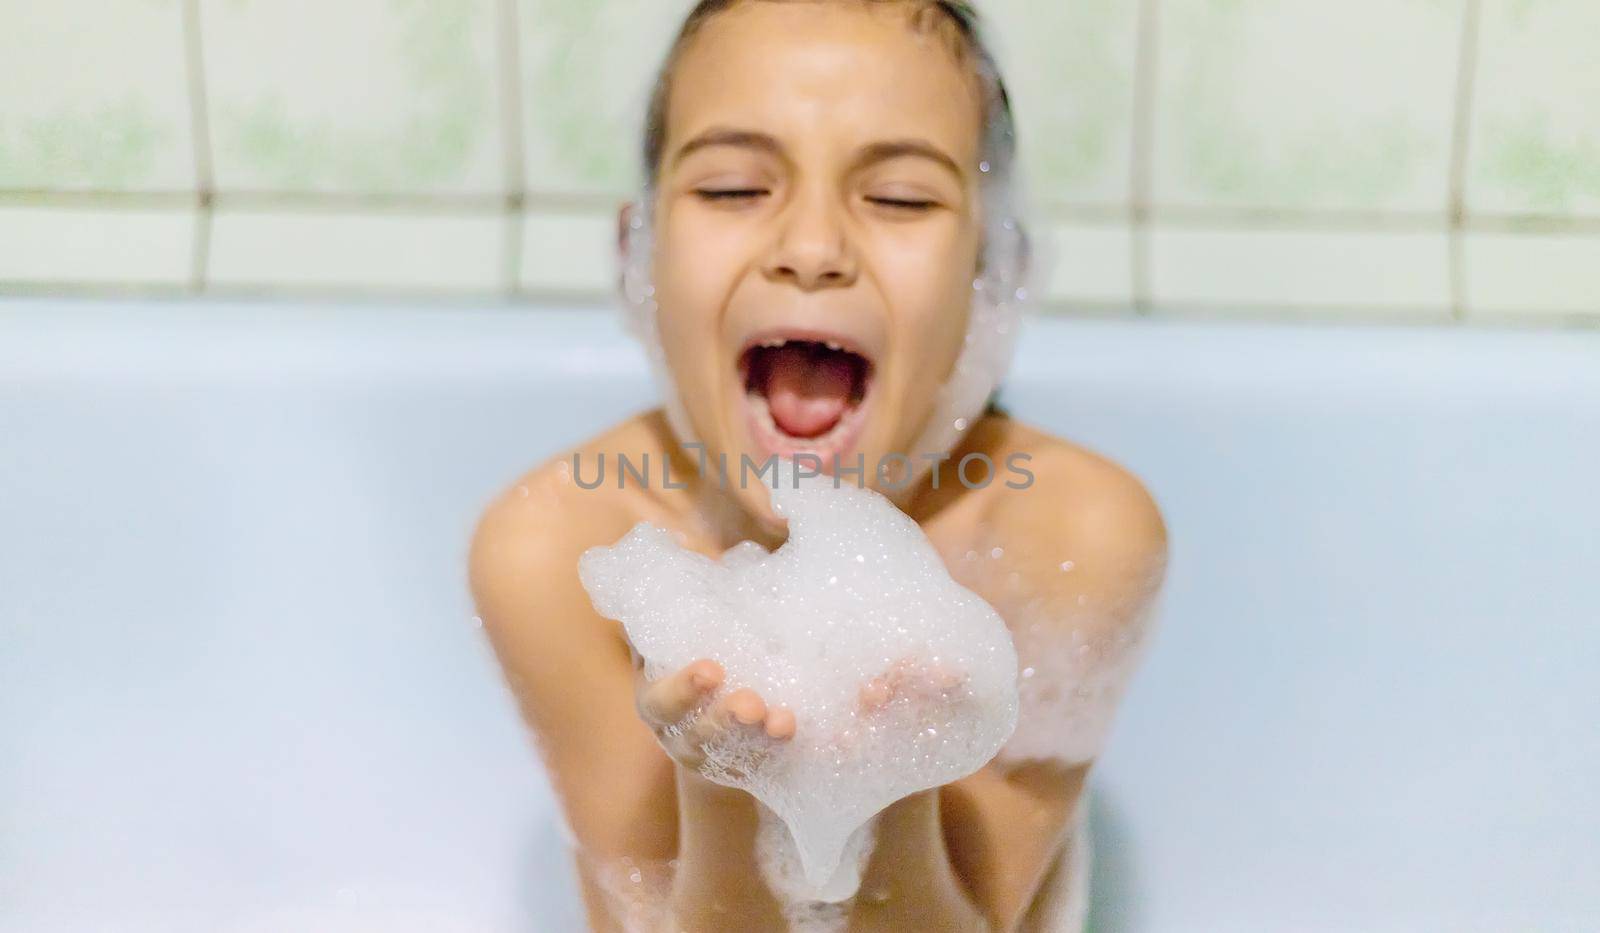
top-left (982, 389), bottom-right (1007, 418)
top-left (640, 0), bottom-right (1019, 201)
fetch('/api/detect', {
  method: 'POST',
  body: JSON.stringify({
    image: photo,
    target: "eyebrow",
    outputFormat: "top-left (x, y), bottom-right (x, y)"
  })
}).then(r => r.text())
top-left (670, 127), bottom-right (965, 180)
top-left (671, 127), bottom-right (783, 166)
top-left (855, 138), bottom-right (964, 179)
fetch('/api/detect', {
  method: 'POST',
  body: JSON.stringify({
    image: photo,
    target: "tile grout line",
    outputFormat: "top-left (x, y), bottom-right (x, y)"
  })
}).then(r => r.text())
top-left (1447, 0), bottom-right (1483, 323)
top-left (8, 188), bottom-right (1600, 236)
top-left (0, 189), bottom-right (604, 213)
top-left (498, 0), bottom-right (529, 297)
top-left (1110, 205), bottom-right (1457, 233)
top-left (1128, 0), bottom-right (1160, 314)
top-left (7, 279), bottom-right (1587, 332)
top-left (180, 0), bottom-right (217, 294)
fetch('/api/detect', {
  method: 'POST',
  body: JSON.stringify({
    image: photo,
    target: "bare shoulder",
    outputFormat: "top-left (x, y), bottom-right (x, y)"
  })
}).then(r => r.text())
top-left (992, 419), bottom-right (1166, 557)
top-left (971, 417), bottom-right (1169, 624)
top-left (467, 411), bottom-right (671, 639)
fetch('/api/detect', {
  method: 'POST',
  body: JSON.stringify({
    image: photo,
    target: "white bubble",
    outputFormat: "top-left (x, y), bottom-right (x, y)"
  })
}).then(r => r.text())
top-left (1059, 560), bottom-right (1075, 572)
top-left (579, 458), bottom-right (1018, 895)
top-left (579, 849), bottom-right (675, 931)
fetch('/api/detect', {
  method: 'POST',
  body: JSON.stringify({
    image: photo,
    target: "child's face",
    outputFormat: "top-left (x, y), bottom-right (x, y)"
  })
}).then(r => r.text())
top-left (645, 1), bottom-right (986, 526)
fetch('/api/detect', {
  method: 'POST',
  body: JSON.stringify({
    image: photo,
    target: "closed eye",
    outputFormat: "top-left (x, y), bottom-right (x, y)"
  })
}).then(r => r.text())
top-left (696, 188), bottom-right (768, 202)
top-left (867, 196), bottom-right (937, 211)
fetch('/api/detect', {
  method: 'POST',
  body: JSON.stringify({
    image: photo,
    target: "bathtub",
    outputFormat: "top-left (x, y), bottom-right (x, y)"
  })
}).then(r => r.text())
top-left (1, 297), bottom-right (1596, 932)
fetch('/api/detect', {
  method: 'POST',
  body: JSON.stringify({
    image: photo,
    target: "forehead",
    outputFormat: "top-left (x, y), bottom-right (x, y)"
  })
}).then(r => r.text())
top-left (665, 2), bottom-right (984, 166)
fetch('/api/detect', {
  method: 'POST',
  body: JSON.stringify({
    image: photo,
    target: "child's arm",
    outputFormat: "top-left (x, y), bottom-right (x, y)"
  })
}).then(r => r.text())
top-left (468, 471), bottom-right (721, 933)
top-left (468, 477), bottom-right (680, 857)
top-left (941, 454), bottom-right (1169, 930)
top-left (468, 464), bottom-right (797, 929)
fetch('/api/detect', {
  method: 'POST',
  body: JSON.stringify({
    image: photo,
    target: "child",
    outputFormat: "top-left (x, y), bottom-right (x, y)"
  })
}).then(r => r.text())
top-left (469, 2), bottom-right (1168, 929)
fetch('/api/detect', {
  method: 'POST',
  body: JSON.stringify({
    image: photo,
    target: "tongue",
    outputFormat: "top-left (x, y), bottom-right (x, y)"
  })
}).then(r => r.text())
top-left (764, 345), bottom-right (853, 438)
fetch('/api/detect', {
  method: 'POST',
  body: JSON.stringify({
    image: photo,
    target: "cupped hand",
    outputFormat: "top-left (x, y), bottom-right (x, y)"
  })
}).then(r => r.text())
top-left (632, 654), bottom-right (796, 772)
top-left (856, 655), bottom-right (969, 714)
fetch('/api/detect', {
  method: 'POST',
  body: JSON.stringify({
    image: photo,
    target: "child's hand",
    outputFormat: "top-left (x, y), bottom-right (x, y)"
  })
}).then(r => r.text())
top-left (631, 654), bottom-right (796, 772)
top-left (797, 657), bottom-right (970, 756)
top-left (857, 655), bottom-right (968, 714)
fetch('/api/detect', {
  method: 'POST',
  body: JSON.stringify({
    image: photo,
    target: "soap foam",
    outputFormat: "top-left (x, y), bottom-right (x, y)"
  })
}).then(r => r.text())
top-left (943, 535), bottom-right (1163, 768)
top-left (756, 804), bottom-right (879, 932)
top-left (580, 851), bottom-right (676, 933)
top-left (579, 458), bottom-right (1019, 894)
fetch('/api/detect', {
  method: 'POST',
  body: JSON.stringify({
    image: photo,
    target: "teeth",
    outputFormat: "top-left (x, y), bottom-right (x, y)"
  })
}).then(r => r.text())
top-left (761, 338), bottom-right (785, 348)
top-left (825, 341), bottom-right (842, 351)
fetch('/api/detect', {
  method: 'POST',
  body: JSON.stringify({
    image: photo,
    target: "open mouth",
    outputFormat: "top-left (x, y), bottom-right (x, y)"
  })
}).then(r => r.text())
top-left (738, 332), bottom-right (874, 462)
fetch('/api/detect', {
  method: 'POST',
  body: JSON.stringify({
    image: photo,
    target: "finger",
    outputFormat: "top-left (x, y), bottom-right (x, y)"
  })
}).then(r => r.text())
top-left (764, 705), bottom-right (796, 740)
top-left (680, 689), bottom-right (769, 752)
top-left (639, 658), bottom-right (723, 727)
top-left (859, 676), bottom-right (892, 711)
top-left (678, 692), bottom-right (740, 756)
top-left (724, 687), bottom-right (766, 726)
top-left (927, 661), bottom-right (967, 693)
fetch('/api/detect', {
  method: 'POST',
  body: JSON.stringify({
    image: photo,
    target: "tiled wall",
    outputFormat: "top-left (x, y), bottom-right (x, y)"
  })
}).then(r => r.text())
top-left (2, 0), bottom-right (1598, 326)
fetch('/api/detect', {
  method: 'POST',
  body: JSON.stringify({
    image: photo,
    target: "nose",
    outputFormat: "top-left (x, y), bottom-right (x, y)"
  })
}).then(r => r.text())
top-left (761, 183), bottom-right (858, 291)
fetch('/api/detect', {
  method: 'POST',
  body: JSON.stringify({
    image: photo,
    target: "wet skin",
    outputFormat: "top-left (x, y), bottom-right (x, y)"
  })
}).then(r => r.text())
top-left (468, 4), bottom-right (1168, 929)
top-left (470, 412), bottom-right (1166, 931)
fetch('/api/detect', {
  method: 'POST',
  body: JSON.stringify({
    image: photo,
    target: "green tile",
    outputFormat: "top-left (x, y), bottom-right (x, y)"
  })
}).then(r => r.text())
top-left (202, 0), bottom-right (503, 194)
top-left (208, 208), bottom-right (503, 292)
top-left (1155, 0), bottom-right (1463, 212)
top-left (0, 0), bottom-right (192, 191)
top-left (518, 0), bottom-right (691, 195)
top-left (1040, 221), bottom-right (1134, 303)
top-left (520, 209), bottom-right (616, 293)
top-left (984, 0), bottom-right (1141, 209)
top-left (1151, 227), bottom-right (1452, 311)
top-left (1464, 231), bottom-right (1600, 315)
top-left (1468, 0), bottom-right (1600, 216)
top-left (0, 205), bottom-right (195, 285)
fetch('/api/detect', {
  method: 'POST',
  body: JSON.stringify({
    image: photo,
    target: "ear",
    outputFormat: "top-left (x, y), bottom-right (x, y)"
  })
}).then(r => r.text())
top-left (976, 217), bottom-right (1032, 286)
top-left (616, 199), bottom-right (636, 296)
top-left (1014, 220), bottom-right (1034, 285)
top-left (617, 200), bottom-right (637, 255)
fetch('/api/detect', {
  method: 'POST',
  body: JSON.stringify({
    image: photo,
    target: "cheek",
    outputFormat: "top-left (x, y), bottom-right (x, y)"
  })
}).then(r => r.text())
top-left (654, 299), bottom-right (719, 393)
top-left (878, 231), bottom-right (977, 378)
top-left (651, 256), bottom-right (737, 445)
top-left (654, 214), bottom-right (747, 342)
top-left (653, 241), bottom-right (725, 366)
top-left (902, 292), bottom-right (972, 391)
